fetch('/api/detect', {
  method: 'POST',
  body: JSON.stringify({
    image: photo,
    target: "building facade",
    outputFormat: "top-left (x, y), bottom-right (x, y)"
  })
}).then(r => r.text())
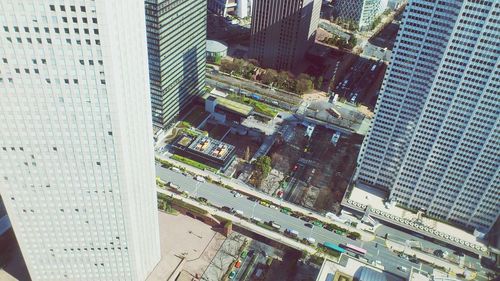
top-left (249, 0), bottom-right (322, 70)
top-left (334, 0), bottom-right (383, 30)
top-left (355, 0), bottom-right (500, 230)
top-left (0, 1), bottom-right (161, 280)
top-left (208, 0), bottom-right (253, 18)
top-left (146, 0), bottom-right (206, 128)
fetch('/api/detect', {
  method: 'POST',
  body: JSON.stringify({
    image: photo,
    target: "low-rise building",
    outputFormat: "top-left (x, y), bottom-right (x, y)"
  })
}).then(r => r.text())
top-left (172, 134), bottom-right (236, 171)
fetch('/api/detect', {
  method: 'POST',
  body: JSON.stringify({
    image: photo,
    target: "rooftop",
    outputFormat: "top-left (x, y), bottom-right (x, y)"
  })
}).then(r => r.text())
top-left (206, 39), bottom-right (228, 53)
top-left (188, 135), bottom-right (235, 161)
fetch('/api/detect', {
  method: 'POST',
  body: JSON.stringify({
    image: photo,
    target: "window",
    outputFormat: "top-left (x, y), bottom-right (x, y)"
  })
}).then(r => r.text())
top-left (93, 29), bottom-right (99, 35)
top-left (60, 5), bottom-right (65, 11)
top-left (92, 18), bottom-right (98, 24)
top-left (70, 6), bottom-right (76, 12)
top-left (81, 6), bottom-right (86, 12)
top-left (2, 26), bottom-right (8, 32)
top-left (24, 27), bottom-right (29, 32)
top-left (72, 17), bottom-right (78, 23)
top-left (82, 18), bottom-right (88, 23)
top-left (49, 5), bottom-right (55, 11)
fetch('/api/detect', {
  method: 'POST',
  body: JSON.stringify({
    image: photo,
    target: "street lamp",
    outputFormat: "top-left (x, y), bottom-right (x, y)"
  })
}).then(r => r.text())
top-left (251, 200), bottom-right (258, 218)
top-left (193, 181), bottom-right (201, 198)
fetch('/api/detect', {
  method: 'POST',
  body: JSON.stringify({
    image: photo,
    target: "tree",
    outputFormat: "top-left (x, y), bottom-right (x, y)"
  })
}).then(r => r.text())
top-left (315, 76), bottom-right (323, 90)
top-left (253, 156), bottom-right (272, 178)
top-left (242, 62), bottom-right (256, 80)
top-left (260, 69), bottom-right (278, 85)
top-left (213, 53), bottom-right (222, 65)
top-left (296, 78), bottom-right (313, 94)
top-left (276, 71), bottom-right (294, 90)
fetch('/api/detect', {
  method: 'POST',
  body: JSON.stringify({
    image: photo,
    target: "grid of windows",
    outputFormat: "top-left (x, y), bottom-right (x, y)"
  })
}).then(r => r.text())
top-left (145, 0), bottom-right (207, 128)
top-left (0, 1), bottom-right (160, 280)
top-left (355, 0), bottom-right (499, 230)
top-left (249, 0), bottom-right (321, 70)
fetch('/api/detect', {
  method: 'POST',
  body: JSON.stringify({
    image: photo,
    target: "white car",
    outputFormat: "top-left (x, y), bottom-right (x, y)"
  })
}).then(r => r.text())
top-left (195, 176), bottom-right (206, 183)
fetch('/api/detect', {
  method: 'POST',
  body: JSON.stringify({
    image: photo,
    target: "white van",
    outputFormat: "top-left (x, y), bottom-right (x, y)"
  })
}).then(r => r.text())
top-left (397, 266), bottom-right (408, 272)
top-left (195, 175), bottom-right (206, 183)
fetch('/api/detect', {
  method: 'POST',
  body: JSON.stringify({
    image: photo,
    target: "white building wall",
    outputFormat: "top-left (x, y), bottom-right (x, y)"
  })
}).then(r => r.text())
top-left (355, 0), bottom-right (500, 230)
top-left (0, 0), bottom-right (160, 280)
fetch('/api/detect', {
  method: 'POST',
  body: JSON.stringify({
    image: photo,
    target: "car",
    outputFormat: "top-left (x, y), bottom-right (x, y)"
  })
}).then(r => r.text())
top-left (229, 271), bottom-right (237, 279)
top-left (409, 257), bottom-right (420, 264)
top-left (433, 249), bottom-right (445, 258)
top-left (300, 216), bottom-right (312, 222)
top-left (312, 220), bottom-right (323, 227)
top-left (397, 266), bottom-right (408, 272)
top-left (234, 259), bottom-right (242, 268)
top-left (247, 196), bottom-right (258, 202)
top-left (195, 175), bottom-right (205, 182)
top-left (240, 251), bottom-right (248, 259)
top-left (171, 167), bottom-right (181, 173)
top-left (248, 250), bottom-right (254, 258)
top-left (198, 197), bottom-right (207, 203)
top-left (259, 200), bottom-right (270, 207)
top-left (221, 206), bottom-right (233, 213)
top-left (167, 182), bottom-right (179, 189)
top-left (304, 223), bottom-right (313, 228)
top-left (231, 190), bottom-right (242, 198)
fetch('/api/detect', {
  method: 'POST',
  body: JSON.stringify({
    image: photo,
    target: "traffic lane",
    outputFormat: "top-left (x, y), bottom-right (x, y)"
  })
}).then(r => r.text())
top-left (157, 167), bottom-right (426, 275)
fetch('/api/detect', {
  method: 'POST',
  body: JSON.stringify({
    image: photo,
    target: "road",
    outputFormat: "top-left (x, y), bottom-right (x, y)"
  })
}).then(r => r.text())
top-left (156, 165), bottom-right (430, 278)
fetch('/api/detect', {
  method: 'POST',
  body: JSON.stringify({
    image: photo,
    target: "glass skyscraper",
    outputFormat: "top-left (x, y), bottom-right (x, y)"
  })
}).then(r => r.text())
top-left (355, 0), bottom-right (499, 231)
top-left (145, 0), bottom-right (207, 128)
top-left (0, 1), bottom-right (160, 280)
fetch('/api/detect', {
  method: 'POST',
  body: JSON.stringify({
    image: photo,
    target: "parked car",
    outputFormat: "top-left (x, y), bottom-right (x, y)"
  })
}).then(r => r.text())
top-left (234, 259), bottom-right (242, 268)
top-left (304, 223), bottom-right (313, 228)
top-left (229, 271), bottom-right (237, 279)
top-left (167, 182), bottom-right (179, 189)
top-left (195, 175), bottom-right (206, 183)
top-left (198, 197), bottom-right (207, 203)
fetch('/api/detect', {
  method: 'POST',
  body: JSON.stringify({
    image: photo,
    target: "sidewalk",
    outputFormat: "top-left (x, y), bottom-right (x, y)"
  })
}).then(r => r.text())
top-left (156, 153), bottom-right (375, 242)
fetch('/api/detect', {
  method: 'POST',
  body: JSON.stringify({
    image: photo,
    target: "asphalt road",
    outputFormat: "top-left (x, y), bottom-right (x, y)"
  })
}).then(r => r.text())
top-left (156, 165), bottom-right (428, 278)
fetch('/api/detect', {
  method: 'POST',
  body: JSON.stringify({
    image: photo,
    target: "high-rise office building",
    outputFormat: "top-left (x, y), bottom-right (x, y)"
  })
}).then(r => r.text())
top-left (355, 0), bottom-right (499, 230)
top-left (0, 1), bottom-right (161, 280)
top-left (145, 0), bottom-right (206, 128)
top-left (334, 0), bottom-right (383, 30)
top-left (208, 0), bottom-right (253, 18)
top-left (249, 0), bottom-right (322, 70)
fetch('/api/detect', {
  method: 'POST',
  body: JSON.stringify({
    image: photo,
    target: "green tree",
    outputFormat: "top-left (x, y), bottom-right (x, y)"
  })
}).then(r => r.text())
top-left (213, 54), bottom-right (222, 65)
top-left (260, 69), bottom-right (278, 85)
top-left (295, 78), bottom-right (313, 95)
top-left (242, 62), bottom-right (256, 79)
top-left (315, 76), bottom-right (323, 89)
top-left (253, 156), bottom-right (272, 178)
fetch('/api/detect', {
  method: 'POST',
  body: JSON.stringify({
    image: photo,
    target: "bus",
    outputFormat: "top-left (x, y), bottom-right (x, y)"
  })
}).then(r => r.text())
top-left (343, 243), bottom-right (367, 255)
top-left (323, 242), bottom-right (346, 254)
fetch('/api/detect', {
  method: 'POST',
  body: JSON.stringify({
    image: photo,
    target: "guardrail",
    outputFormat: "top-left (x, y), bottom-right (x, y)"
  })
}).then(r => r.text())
top-left (342, 198), bottom-right (488, 255)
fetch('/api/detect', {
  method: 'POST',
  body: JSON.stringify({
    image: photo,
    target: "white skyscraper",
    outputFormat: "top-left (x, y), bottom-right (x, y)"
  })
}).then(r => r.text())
top-left (355, 0), bottom-right (499, 231)
top-left (0, 1), bottom-right (160, 280)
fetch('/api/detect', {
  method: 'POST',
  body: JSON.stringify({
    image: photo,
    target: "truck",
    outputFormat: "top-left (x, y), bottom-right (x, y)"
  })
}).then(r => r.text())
top-left (268, 221), bottom-right (281, 230)
top-left (285, 229), bottom-right (299, 238)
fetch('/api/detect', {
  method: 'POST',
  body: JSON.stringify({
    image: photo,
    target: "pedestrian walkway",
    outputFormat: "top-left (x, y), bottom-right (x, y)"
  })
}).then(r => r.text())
top-left (385, 240), bottom-right (474, 279)
top-left (156, 154), bottom-right (375, 242)
top-left (157, 188), bottom-right (318, 255)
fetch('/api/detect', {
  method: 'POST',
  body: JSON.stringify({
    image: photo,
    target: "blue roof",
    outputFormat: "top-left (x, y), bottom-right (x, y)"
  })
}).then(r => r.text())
top-left (323, 242), bottom-right (346, 253)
